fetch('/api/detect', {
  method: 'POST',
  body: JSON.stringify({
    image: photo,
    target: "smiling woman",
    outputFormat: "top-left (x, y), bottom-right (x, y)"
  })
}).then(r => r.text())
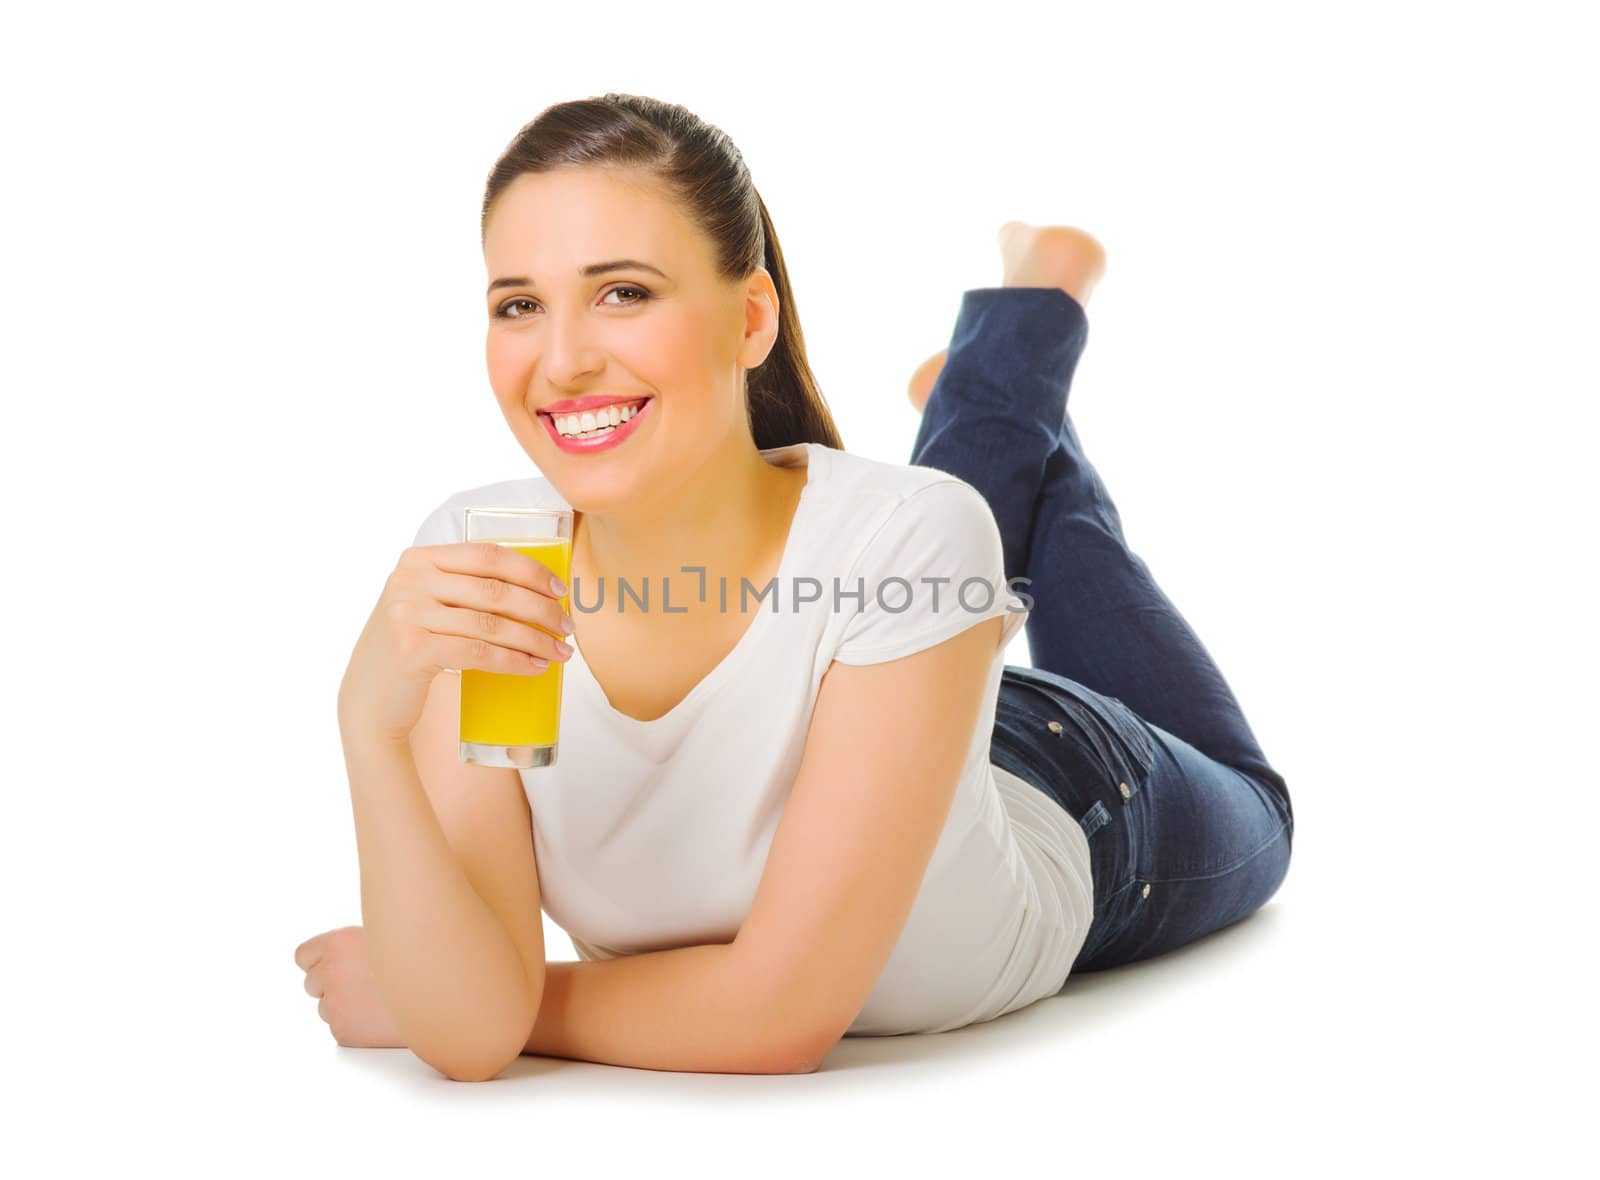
top-left (301, 92), bottom-right (1295, 1081)
top-left (473, 160), bottom-right (835, 541)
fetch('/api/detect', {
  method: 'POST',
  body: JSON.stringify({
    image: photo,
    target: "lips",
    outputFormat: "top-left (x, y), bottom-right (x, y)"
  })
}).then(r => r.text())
top-left (537, 394), bottom-right (654, 418)
top-left (539, 394), bottom-right (655, 454)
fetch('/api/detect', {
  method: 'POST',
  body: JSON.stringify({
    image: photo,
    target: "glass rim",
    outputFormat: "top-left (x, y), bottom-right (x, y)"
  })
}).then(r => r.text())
top-left (463, 505), bottom-right (573, 542)
top-left (463, 506), bottom-right (573, 519)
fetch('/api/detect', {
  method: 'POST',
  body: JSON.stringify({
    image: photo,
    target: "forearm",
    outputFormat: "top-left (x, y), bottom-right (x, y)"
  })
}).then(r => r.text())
top-left (523, 944), bottom-right (818, 1074)
top-left (340, 727), bottom-right (534, 1079)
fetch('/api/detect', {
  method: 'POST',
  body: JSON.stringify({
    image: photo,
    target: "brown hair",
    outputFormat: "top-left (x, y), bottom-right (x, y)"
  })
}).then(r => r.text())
top-left (481, 93), bottom-right (845, 453)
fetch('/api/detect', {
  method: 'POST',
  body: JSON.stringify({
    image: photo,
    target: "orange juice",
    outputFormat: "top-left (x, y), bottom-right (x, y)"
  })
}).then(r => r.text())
top-left (459, 537), bottom-right (572, 749)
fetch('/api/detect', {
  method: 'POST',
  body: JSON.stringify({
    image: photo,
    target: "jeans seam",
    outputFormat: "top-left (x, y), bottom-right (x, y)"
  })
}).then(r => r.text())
top-left (1079, 880), bottom-right (1142, 967)
top-left (1144, 819), bottom-right (1290, 884)
top-left (1097, 877), bottom-right (1139, 906)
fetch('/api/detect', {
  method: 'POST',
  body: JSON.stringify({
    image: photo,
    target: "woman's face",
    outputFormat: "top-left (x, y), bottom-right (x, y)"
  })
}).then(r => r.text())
top-left (482, 166), bottom-right (777, 513)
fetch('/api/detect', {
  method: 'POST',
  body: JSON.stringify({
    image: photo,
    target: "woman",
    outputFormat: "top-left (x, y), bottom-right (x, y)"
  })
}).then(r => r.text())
top-left (297, 93), bottom-right (1294, 1080)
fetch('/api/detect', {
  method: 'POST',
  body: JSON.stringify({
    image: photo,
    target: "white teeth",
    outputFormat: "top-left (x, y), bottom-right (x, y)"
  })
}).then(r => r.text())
top-left (552, 399), bottom-right (647, 439)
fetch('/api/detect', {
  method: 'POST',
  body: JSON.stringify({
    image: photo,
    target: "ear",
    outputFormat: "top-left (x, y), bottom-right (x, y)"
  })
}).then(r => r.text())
top-left (738, 267), bottom-right (782, 370)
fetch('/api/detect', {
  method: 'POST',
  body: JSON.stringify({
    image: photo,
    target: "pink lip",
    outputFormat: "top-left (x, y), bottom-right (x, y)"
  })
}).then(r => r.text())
top-left (541, 395), bottom-right (654, 455)
top-left (538, 393), bottom-right (653, 415)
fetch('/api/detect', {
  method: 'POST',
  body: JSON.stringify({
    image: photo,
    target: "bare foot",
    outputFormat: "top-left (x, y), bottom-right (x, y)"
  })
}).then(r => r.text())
top-left (907, 222), bottom-right (1107, 413)
top-left (996, 221), bottom-right (1108, 301)
top-left (906, 349), bottom-right (949, 416)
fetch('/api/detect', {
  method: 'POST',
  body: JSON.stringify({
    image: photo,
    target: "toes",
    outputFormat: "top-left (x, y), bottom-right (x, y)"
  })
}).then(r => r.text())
top-left (907, 348), bottom-right (947, 413)
top-left (998, 220), bottom-right (1031, 248)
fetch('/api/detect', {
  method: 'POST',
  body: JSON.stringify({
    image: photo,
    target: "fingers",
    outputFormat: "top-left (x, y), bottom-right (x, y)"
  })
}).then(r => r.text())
top-left (411, 559), bottom-right (572, 642)
top-left (417, 602), bottom-right (571, 670)
top-left (294, 935), bottom-right (325, 972)
top-left (394, 542), bottom-right (575, 677)
top-left (414, 540), bottom-right (568, 602)
top-left (451, 568), bottom-right (573, 640)
top-left (297, 934), bottom-right (327, 998)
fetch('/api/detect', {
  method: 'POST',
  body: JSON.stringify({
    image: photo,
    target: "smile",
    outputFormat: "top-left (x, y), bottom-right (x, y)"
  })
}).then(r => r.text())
top-left (538, 397), bottom-right (655, 454)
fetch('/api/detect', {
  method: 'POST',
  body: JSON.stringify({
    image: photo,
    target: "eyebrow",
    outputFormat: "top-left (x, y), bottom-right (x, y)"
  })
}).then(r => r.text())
top-left (486, 260), bottom-right (669, 296)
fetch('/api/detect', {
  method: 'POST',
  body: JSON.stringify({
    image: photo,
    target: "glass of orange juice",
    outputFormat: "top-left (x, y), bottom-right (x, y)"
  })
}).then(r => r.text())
top-left (458, 506), bottom-right (573, 769)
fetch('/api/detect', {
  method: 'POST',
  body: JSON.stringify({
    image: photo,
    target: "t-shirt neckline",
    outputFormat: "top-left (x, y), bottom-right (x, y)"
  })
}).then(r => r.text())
top-left (570, 441), bottom-right (823, 731)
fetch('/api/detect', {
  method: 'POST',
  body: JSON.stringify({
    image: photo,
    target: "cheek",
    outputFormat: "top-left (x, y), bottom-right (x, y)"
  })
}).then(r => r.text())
top-left (614, 322), bottom-right (694, 381)
top-left (484, 333), bottom-right (529, 404)
top-left (617, 317), bottom-right (721, 411)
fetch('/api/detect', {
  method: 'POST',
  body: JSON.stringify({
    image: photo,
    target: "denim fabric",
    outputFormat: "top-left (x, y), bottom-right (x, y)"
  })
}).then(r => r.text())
top-left (910, 287), bottom-right (1295, 974)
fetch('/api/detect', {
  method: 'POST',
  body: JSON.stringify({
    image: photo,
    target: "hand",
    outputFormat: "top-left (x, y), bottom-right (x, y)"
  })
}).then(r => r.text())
top-left (294, 924), bottom-right (407, 1049)
top-left (337, 539), bottom-right (573, 746)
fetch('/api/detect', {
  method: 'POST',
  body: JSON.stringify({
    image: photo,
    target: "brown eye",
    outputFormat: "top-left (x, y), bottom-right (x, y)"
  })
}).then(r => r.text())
top-left (496, 297), bottom-right (536, 320)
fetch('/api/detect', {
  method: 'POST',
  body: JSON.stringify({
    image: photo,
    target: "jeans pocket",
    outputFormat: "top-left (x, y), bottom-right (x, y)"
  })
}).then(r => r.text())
top-left (999, 666), bottom-right (1154, 796)
top-left (1078, 800), bottom-right (1112, 840)
top-left (1047, 681), bottom-right (1155, 789)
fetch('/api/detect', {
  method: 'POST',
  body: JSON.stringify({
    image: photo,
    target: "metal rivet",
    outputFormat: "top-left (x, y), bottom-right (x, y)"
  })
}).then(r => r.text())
top-left (1141, 883), bottom-right (1151, 899)
top-left (1046, 720), bottom-right (1063, 734)
top-left (1118, 781), bottom-right (1131, 799)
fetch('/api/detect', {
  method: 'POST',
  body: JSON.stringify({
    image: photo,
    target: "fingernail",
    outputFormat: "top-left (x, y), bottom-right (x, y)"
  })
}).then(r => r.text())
top-left (555, 640), bottom-right (574, 658)
top-left (550, 576), bottom-right (568, 597)
top-left (559, 613), bottom-right (575, 635)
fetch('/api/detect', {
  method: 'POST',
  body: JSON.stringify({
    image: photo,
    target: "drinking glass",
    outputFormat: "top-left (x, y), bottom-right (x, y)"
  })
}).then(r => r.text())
top-left (458, 506), bottom-right (573, 769)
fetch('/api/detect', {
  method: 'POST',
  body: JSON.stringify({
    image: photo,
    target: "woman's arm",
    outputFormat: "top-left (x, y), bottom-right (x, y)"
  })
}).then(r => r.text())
top-left (523, 945), bottom-right (818, 1075)
top-left (329, 536), bottom-right (565, 1080)
top-left (341, 719), bottom-right (539, 1082)
top-left (520, 616), bottom-right (1007, 1074)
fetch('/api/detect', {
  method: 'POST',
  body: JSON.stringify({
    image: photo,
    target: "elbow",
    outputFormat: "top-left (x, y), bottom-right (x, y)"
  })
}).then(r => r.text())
top-left (735, 956), bottom-right (846, 1074)
top-left (416, 1003), bottom-right (536, 1084)
top-left (424, 1032), bottom-right (526, 1083)
top-left (797, 1024), bottom-right (844, 1072)
top-left (745, 978), bottom-right (857, 1068)
top-left (754, 1010), bottom-right (845, 1075)
top-left (434, 1050), bottom-right (519, 1084)
top-left (760, 1030), bottom-right (836, 1074)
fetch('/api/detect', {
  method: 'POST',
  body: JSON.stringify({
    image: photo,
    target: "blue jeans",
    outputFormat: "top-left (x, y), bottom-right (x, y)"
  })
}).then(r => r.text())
top-left (909, 287), bottom-right (1295, 975)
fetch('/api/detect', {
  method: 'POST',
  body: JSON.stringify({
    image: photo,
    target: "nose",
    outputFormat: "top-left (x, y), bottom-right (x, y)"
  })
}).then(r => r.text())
top-left (540, 304), bottom-right (607, 386)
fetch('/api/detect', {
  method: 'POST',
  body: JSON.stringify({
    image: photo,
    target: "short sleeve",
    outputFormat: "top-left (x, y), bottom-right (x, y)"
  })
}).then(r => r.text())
top-left (831, 478), bottom-right (1029, 666)
top-left (410, 498), bottom-right (461, 549)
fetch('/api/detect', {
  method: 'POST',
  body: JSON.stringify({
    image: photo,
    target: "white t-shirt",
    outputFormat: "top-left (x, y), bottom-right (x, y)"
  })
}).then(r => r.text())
top-left (410, 440), bottom-right (1095, 1036)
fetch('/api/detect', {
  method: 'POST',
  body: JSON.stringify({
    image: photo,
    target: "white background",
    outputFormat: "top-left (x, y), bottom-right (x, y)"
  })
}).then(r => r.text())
top-left (4, 0), bottom-right (1593, 1174)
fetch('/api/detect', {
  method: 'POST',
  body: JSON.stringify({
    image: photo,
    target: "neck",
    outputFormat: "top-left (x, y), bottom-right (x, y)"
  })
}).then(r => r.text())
top-left (574, 434), bottom-right (805, 598)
